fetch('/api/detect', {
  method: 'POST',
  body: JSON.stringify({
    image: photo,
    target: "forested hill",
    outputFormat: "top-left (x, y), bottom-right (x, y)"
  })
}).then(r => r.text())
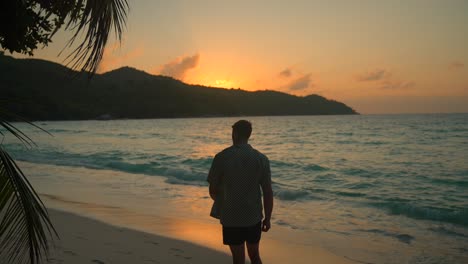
top-left (0, 53), bottom-right (357, 121)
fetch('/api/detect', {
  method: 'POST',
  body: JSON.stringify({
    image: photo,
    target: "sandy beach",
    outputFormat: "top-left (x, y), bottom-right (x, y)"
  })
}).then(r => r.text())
top-left (45, 207), bottom-right (354, 264)
top-left (45, 209), bottom-right (229, 264)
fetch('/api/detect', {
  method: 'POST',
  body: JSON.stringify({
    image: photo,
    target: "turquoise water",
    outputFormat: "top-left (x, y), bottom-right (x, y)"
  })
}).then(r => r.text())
top-left (4, 114), bottom-right (468, 263)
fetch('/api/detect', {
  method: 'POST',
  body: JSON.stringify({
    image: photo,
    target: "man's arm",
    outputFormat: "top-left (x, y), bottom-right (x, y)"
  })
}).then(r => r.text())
top-left (261, 181), bottom-right (273, 232)
top-left (207, 154), bottom-right (221, 201)
top-left (260, 155), bottom-right (273, 232)
top-left (209, 183), bottom-right (218, 201)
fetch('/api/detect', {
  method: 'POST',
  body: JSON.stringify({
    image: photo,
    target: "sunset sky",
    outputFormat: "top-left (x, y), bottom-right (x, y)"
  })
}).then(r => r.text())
top-left (11, 0), bottom-right (468, 114)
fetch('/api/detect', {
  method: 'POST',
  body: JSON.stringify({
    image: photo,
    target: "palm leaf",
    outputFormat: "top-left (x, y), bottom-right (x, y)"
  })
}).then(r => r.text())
top-left (0, 118), bottom-right (58, 264)
top-left (0, 1), bottom-right (129, 263)
top-left (0, 109), bottom-right (52, 146)
top-left (60, 0), bottom-right (129, 74)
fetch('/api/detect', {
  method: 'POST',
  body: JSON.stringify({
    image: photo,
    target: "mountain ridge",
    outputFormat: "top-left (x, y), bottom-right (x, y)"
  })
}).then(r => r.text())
top-left (0, 53), bottom-right (358, 120)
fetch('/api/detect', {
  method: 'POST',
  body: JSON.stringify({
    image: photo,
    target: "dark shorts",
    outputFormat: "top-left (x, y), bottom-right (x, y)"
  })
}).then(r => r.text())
top-left (222, 221), bottom-right (262, 245)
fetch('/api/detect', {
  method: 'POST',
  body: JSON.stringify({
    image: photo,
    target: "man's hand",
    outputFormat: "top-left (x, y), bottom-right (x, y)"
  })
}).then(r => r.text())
top-left (262, 219), bottom-right (271, 232)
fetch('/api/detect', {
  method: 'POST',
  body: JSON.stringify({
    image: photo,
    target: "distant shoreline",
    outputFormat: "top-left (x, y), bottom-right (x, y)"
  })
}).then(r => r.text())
top-left (15, 113), bottom-right (357, 123)
top-left (15, 112), bottom-right (468, 123)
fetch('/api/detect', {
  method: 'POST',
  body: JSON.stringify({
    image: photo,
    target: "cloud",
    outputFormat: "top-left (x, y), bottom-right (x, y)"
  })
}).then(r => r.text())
top-left (356, 68), bottom-right (414, 90)
top-left (380, 80), bottom-right (415, 90)
top-left (285, 74), bottom-right (313, 91)
top-left (279, 68), bottom-right (292, 78)
top-left (449, 61), bottom-right (465, 70)
top-left (357, 69), bottom-right (390, 82)
top-left (159, 54), bottom-right (200, 80)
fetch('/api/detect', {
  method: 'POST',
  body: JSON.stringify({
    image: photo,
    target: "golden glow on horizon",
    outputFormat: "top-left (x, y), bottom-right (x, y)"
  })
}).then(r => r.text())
top-left (181, 51), bottom-right (253, 90)
top-left (214, 79), bottom-right (234, 87)
top-left (8, 0), bottom-right (468, 113)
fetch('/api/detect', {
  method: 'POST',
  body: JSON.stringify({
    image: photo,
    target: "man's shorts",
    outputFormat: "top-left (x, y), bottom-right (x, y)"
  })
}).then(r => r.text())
top-left (222, 221), bottom-right (262, 245)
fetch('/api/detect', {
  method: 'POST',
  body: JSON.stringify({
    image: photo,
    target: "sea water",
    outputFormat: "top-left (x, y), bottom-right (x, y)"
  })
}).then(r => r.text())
top-left (4, 114), bottom-right (468, 263)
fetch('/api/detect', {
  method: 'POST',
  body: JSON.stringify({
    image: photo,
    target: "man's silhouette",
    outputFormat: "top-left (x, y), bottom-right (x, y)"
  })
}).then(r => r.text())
top-left (208, 120), bottom-right (273, 264)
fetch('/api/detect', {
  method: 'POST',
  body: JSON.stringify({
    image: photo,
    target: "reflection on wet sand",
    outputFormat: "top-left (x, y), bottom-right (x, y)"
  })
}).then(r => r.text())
top-left (41, 193), bottom-right (353, 264)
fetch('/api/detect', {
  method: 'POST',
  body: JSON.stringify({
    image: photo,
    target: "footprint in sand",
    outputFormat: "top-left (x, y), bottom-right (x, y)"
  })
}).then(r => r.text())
top-left (169, 248), bottom-right (192, 260)
top-left (144, 240), bottom-right (159, 245)
top-left (116, 250), bottom-right (132, 255)
top-left (141, 258), bottom-right (159, 263)
top-left (63, 250), bottom-right (77, 256)
top-left (47, 257), bottom-right (64, 264)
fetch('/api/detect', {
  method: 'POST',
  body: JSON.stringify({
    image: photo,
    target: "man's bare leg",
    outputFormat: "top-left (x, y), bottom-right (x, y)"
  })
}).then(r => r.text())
top-left (229, 244), bottom-right (246, 264)
top-left (246, 243), bottom-right (262, 264)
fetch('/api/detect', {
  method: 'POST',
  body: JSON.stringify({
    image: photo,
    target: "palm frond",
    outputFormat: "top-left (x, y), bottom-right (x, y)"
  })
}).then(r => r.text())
top-left (0, 147), bottom-right (58, 264)
top-left (61, 0), bottom-right (129, 75)
top-left (0, 112), bottom-right (57, 264)
top-left (0, 111), bottom-right (52, 144)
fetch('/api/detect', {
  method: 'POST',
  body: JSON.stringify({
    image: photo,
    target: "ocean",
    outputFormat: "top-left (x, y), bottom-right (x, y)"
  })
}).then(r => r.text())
top-left (4, 114), bottom-right (468, 263)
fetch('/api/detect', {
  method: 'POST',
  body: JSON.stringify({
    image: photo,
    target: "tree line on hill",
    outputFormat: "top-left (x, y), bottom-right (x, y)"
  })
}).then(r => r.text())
top-left (1, 53), bottom-right (357, 121)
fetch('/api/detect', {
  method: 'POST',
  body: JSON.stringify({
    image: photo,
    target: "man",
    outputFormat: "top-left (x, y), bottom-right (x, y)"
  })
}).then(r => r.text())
top-left (207, 120), bottom-right (274, 264)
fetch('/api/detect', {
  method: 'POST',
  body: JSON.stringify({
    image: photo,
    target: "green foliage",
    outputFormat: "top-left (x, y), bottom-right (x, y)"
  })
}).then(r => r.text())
top-left (0, 1), bottom-right (54, 55)
top-left (0, 55), bottom-right (357, 120)
top-left (0, 0), bottom-right (129, 74)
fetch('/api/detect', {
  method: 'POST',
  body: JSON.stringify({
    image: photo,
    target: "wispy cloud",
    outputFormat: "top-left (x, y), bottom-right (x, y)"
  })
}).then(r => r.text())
top-left (159, 54), bottom-right (200, 80)
top-left (285, 73), bottom-right (313, 91)
top-left (449, 61), bottom-right (465, 70)
top-left (356, 69), bottom-right (390, 82)
top-left (380, 80), bottom-right (415, 90)
top-left (279, 68), bottom-right (292, 78)
top-left (356, 68), bottom-right (414, 90)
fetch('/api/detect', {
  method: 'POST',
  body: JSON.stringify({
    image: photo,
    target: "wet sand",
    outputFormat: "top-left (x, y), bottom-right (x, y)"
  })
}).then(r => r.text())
top-left (44, 207), bottom-right (354, 264)
top-left (45, 209), bottom-right (230, 264)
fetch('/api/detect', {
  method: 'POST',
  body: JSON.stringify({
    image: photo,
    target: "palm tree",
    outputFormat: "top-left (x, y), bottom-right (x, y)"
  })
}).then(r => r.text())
top-left (0, 1), bottom-right (129, 263)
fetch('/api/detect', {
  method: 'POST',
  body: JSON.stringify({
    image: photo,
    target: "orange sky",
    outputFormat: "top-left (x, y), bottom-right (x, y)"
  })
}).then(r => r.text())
top-left (8, 0), bottom-right (468, 114)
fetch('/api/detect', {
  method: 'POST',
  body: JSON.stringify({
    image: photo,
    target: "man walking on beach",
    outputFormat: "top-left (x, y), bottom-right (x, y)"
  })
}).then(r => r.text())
top-left (207, 120), bottom-right (274, 264)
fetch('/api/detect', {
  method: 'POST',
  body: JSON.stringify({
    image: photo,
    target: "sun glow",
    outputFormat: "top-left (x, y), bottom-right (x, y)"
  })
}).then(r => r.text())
top-left (180, 51), bottom-right (263, 91)
top-left (213, 79), bottom-right (235, 88)
top-left (184, 74), bottom-right (239, 89)
top-left (184, 68), bottom-right (242, 89)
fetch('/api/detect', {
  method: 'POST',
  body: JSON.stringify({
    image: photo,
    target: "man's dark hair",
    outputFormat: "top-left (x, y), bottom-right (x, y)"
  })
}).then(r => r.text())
top-left (232, 120), bottom-right (252, 140)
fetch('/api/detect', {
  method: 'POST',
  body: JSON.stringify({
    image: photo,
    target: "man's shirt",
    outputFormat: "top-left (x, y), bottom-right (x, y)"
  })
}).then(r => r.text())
top-left (207, 143), bottom-right (271, 227)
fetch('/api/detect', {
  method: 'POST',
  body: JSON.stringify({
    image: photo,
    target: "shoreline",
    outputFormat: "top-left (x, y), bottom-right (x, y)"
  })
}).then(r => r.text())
top-left (17, 155), bottom-right (468, 264)
top-left (45, 208), bottom-right (230, 264)
top-left (11, 113), bottom-right (359, 123)
top-left (42, 197), bottom-right (354, 264)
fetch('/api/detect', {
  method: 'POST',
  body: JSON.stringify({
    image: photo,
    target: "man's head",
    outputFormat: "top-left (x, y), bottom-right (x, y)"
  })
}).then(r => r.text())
top-left (232, 120), bottom-right (252, 144)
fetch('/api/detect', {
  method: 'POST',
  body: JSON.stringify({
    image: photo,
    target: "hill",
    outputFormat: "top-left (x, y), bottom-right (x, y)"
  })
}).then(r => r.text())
top-left (0, 53), bottom-right (357, 120)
